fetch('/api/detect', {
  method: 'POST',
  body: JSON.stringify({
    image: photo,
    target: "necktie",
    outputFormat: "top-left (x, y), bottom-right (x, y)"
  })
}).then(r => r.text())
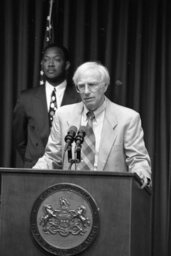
top-left (49, 88), bottom-right (57, 127)
top-left (79, 111), bottom-right (96, 170)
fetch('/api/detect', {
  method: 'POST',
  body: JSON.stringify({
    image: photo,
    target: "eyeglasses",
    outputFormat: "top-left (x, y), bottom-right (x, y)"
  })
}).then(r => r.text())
top-left (76, 82), bottom-right (104, 93)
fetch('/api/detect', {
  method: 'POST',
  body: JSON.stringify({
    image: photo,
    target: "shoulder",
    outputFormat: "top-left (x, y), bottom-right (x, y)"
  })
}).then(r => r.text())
top-left (106, 98), bottom-right (140, 121)
top-left (16, 86), bottom-right (45, 104)
top-left (57, 102), bottom-right (83, 115)
top-left (53, 102), bottom-right (83, 126)
top-left (114, 103), bottom-right (138, 116)
top-left (19, 85), bottom-right (44, 97)
top-left (64, 81), bottom-right (81, 103)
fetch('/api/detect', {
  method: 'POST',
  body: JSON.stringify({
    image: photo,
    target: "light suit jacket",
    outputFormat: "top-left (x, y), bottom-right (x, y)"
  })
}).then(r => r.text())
top-left (34, 97), bottom-right (151, 180)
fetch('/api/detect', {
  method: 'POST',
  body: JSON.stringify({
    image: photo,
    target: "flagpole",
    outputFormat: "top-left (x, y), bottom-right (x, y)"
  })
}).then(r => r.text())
top-left (44, 0), bottom-right (55, 48)
top-left (47, 0), bottom-right (54, 34)
top-left (49, 0), bottom-right (54, 24)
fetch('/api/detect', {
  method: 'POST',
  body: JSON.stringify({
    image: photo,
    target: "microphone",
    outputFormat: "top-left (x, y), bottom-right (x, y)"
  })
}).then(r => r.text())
top-left (74, 126), bottom-right (86, 163)
top-left (64, 126), bottom-right (77, 152)
top-left (75, 126), bottom-right (86, 151)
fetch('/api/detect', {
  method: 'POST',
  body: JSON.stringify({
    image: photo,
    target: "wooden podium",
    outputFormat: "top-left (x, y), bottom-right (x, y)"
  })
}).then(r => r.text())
top-left (0, 168), bottom-right (151, 256)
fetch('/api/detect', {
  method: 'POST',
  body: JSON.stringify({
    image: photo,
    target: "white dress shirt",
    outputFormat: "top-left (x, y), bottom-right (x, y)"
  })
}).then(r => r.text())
top-left (45, 80), bottom-right (67, 110)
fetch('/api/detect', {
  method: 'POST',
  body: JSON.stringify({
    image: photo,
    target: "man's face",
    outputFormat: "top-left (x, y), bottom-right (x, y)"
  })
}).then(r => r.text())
top-left (76, 69), bottom-right (108, 111)
top-left (41, 47), bottom-right (69, 82)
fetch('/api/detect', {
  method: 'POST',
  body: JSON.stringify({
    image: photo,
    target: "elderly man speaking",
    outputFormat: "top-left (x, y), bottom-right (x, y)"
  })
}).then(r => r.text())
top-left (33, 61), bottom-right (151, 188)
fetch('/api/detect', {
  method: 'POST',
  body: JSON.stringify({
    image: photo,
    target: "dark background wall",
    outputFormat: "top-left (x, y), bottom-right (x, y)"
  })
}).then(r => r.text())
top-left (0, 0), bottom-right (170, 255)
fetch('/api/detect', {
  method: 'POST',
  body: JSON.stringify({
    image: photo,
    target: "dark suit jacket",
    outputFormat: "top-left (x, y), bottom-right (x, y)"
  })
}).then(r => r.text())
top-left (13, 82), bottom-right (81, 168)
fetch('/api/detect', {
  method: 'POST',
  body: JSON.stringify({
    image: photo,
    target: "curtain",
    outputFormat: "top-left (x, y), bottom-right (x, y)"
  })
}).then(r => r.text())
top-left (0, 0), bottom-right (170, 255)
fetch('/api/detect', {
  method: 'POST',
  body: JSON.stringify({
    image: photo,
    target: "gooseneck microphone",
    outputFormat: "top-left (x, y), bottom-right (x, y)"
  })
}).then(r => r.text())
top-left (75, 126), bottom-right (86, 162)
top-left (75, 126), bottom-right (86, 151)
top-left (64, 126), bottom-right (77, 152)
top-left (64, 126), bottom-right (86, 170)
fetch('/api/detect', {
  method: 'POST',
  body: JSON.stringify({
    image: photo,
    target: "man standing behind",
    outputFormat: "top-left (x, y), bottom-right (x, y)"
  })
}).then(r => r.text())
top-left (33, 61), bottom-right (151, 188)
top-left (13, 44), bottom-right (81, 168)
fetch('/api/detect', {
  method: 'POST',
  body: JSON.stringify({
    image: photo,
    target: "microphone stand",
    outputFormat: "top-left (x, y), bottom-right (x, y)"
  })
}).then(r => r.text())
top-left (62, 143), bottom-right (75, 170)
top-left (67, 145), bottom-right (82, 171)
top-left (65, 144), bottom-right (78, 170)
top-left (68, 150), bottom-right (80, 170)
top-left (66, 145), bottom-right (74, 170)
top-left (75, 145), bottom-right (81, 164)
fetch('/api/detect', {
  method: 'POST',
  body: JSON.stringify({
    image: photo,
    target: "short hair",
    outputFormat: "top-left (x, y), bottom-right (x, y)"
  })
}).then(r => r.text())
top-left (73, 62), bottom-right (110, 85)
top-left (42, 43), bottom-right (70, 61)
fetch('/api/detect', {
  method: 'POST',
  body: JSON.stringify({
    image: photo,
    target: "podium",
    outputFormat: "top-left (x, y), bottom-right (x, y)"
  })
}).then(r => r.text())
top-left (0, 168), bottom-right (151, 256)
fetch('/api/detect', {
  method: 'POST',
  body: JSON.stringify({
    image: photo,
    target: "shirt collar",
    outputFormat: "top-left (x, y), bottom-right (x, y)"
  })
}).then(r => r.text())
top-left (82, 97), bottom-right (106, 121)
top-left (46, 80), bottom-right (67, 91)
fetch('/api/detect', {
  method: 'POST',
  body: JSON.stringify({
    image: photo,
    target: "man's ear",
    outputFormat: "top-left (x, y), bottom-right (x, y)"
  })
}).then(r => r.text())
top-left (104, 83), bottom-right (109, 93)
top-left (65, 61), bottom-right (71, 71)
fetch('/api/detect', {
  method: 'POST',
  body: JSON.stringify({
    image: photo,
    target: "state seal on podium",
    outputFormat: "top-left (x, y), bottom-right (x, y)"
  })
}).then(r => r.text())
top-left (30, 183), bottom-right (100, 255)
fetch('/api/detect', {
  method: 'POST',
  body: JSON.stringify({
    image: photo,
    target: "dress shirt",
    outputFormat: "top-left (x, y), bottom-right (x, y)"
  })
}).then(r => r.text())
top-left (45, 80), bottom-right (67, 110)
top-left (81, 99), bottom-right (106, 170)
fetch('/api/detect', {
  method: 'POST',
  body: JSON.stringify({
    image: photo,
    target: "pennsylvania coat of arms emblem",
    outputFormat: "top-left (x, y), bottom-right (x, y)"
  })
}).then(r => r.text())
top-left (30, 183), bottom-right (100, 255)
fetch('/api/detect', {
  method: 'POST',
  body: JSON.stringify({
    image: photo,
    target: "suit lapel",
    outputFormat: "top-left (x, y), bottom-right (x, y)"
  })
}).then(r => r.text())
top-left (98, 99), bottom-right (118, 170)
top-left (61, 82), bottom-right (80, 106)
top-left (34, 85), bottom-right (48, 112)
top-left (61, 83), bottom-right (70, 106)
top-left (33, 86), bottom-right (50, 143)
top-left (67, 102), bottom-right (84, 129)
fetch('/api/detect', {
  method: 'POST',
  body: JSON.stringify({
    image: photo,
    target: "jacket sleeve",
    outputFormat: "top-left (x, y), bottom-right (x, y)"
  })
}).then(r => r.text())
top-left (13, 94), bottom-right (28, 160)
top-left (124, 112), bottom-right (152, 184)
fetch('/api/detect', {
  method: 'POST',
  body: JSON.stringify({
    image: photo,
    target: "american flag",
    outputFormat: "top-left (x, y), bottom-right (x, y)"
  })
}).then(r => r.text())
top-left (40, 0), bottom-right (55, 85)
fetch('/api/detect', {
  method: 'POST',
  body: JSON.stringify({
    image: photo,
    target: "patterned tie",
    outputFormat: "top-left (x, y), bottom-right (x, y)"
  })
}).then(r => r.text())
top-left (79, 111), bottom-right (96, 170)
top-left (49, 88), bottom-right (57, 127)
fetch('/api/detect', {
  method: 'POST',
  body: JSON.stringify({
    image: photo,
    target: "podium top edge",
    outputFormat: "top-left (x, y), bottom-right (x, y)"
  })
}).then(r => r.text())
top-left (0, 167), bottom-right (141, 181)
top-left (0, 168), bottom-right (151, 194)
top-left (0, 167), bottom-right (138, 177)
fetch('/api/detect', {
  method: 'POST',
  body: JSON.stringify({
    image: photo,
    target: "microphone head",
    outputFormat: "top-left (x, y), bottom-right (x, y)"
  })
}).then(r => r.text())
top-left (68, 126), bottom-right (77, 136)
top-left (64, 126), bottom-right (78, 151)
top-left (75, 126), bottom-right (86, 148)
top-left (78, 126), bottom-right (86, 136)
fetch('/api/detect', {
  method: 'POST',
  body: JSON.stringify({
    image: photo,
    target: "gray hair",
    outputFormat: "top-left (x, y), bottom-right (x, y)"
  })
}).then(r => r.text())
top-left (73, 61), bottom-right (110, 85)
